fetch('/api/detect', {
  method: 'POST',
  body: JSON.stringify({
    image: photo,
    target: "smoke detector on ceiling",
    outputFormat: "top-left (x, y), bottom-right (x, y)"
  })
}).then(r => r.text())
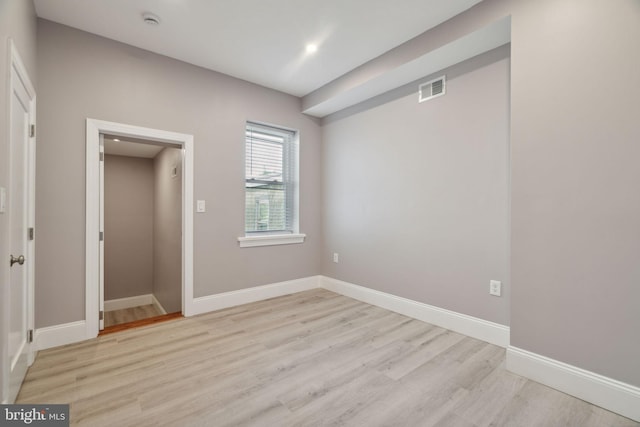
top-left (142, 12), bottom-right (161, 26)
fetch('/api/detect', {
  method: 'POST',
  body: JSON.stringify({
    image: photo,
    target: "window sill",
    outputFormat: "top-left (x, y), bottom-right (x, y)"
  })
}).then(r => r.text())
top-left (238, 233), bottom-right (306, 248)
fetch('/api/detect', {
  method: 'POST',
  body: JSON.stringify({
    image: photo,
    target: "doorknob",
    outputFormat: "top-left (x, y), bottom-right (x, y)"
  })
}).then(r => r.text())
top-left (10, 255), bottom-right (25, 267)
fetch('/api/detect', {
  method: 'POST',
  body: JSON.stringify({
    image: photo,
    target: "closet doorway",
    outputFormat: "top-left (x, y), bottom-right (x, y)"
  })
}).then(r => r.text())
top-left (102, 136), bottom-right (183, 331)
top-left (85, 119), bottom-right (194, 338)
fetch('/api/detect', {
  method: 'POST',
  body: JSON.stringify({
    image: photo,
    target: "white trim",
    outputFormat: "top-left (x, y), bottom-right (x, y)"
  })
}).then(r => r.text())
top-left (507, 346), bottom-right (640, 422)
top-left (104, 294), bottom-right (153, 312)
top-left (152, 294), bottom-right (167, 315)
top-left (86, 119), bottom-right (194, 337)
top-left (98, 137), bottom-right (104, 329)
top-left (35, 321), bottom-right (87, 351)
top-left (104, 294), bottom-right (167, 315)
top-left (238, 233), bottom-right (306, 248)
top-left (182, 136), bottom-right (195, 316)
top-left (189, 276), bottom-right (320, 316)
top-left (319, 276), bottom-right (510, 348)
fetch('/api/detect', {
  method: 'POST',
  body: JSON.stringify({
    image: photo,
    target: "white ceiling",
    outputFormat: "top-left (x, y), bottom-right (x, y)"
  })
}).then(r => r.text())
top-left (303, 16), bottom-right (510, 117)
top-left (33, 0), bottom-right (484, 97)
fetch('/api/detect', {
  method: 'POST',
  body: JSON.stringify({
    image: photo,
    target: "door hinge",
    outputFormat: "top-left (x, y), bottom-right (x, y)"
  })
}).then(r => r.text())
top-left (30, 124), bottom-right (35, 138)
top-left (28, 227), bottom-right (34, 240)
top-left (99, 231), bottom-right (104, 241)
top-left (100, 152), bottom-right (104, 161)
top-left (99, 311), bottom-right (104, 321)
top-left (27, 329), bottom-right (33, 343)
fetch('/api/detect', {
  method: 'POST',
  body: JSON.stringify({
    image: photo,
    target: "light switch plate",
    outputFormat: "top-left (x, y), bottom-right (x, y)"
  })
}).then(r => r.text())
top-left (196, 200), bottom-right (206, 213)
top-left (489, 280), bottom-right (502, 297)
top-left (0, 187), bottom-right (6, 213)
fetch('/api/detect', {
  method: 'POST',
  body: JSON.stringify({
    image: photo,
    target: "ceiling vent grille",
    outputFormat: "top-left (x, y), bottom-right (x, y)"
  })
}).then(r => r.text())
top-left (419, 76), bottom-right (446, 103)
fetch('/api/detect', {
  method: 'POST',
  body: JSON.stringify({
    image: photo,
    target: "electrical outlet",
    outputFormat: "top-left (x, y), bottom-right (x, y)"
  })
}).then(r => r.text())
top-left (333, 253), bottom-right (339, 263)
top-left (489, 280), bottom-right (501, 297)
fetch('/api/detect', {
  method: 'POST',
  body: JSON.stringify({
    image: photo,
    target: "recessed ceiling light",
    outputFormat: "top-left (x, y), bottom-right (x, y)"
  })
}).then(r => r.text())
top-left (305, 44), bottom-right (318, 54)
top-left (142, 12), bottom-right (161, 26)
top-left (113, 138), bottom-right (120, 142)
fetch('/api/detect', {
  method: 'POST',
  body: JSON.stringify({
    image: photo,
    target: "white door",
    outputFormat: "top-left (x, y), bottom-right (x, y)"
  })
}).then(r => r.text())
top-left (7, 45), bottom-right (36, 403)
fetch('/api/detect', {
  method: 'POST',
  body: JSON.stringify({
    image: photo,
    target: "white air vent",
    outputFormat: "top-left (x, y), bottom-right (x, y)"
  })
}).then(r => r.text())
top-left (419, 76), bottom-right (446, 103)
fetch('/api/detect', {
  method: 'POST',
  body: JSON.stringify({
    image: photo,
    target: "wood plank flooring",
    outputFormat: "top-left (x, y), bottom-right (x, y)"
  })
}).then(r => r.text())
top-left (17, 289), bottom-right (639, 427)
top-left (104, 304), bottom-right (163, 327)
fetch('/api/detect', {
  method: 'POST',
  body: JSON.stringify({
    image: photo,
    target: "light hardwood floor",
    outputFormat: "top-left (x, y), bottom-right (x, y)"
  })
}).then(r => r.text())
top-left (17, 289), bottom-right (638, 427)
top-left (104, 304), bottom-right (163, 327)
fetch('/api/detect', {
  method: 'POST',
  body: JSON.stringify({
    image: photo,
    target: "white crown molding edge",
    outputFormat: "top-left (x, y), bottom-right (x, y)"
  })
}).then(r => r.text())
top-left (507, 346), bottom-right (640, 422)
top-left (319, 276), bottom-right (510, 348)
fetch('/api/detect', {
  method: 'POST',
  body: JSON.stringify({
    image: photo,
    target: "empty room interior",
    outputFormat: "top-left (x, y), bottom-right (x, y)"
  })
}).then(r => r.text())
top-left (1, 0), bottom-right (639, 426)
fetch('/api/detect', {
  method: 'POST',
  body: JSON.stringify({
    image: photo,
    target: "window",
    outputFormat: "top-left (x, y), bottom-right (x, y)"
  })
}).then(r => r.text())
top-left (238, 121), bottom-right (305, 247)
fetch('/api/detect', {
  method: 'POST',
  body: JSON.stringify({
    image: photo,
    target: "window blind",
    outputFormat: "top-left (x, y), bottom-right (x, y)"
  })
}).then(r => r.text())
top-left (245, 122), bottom-right (297, 234)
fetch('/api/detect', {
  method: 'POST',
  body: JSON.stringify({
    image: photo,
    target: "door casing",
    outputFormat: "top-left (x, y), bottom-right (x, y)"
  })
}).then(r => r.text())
top-left (85, 119), bottom-right (194, 339)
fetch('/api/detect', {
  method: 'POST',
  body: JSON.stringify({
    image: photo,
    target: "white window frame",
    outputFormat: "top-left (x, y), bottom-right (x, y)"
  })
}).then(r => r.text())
top-left (238, 121), bottom-right (305, 248)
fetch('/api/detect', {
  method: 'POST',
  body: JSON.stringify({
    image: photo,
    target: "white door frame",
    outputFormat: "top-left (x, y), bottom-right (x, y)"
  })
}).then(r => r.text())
top-left (2, 39), bottom-right (36, 404)
top-left (98, 135), bottom-right (104, 330)
top-left (85, 119), bottom-right (194, 339)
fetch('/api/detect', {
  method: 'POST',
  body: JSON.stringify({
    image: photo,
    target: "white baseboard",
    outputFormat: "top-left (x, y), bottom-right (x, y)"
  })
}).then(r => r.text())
top-left (188, 276), bottom-right (321, 316)
top-left (507, 346), bottom-right (640, 422)
top-left (105, 294), bottom-right (168, 314)
top-left (152, 294), bottom-right (167, 315)
top-left (35, 320), bottom-right (88, 351)
top-left (104, 294), bottom-right (154, 312)
top-left (319, 276), bottom-right (510, 348)
top-left (32, 275), bottom-right (639, 422)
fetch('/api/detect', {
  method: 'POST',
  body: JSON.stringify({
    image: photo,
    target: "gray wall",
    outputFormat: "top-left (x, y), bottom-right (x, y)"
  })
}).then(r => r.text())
top-left (35, 20), bottom-right (322, 328)
top-left (320, 0), bottom-right (640, 388)
top-left (508, 0), bottom-right (640, 387)
top-left (322, 46), bottom-right (510, 326)
top-left (153, 148), bottom-right (182, 313)
top-left (0, 0), bottom-right (37, 403)
top-left (104, 155), bottom-right (154, 300)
